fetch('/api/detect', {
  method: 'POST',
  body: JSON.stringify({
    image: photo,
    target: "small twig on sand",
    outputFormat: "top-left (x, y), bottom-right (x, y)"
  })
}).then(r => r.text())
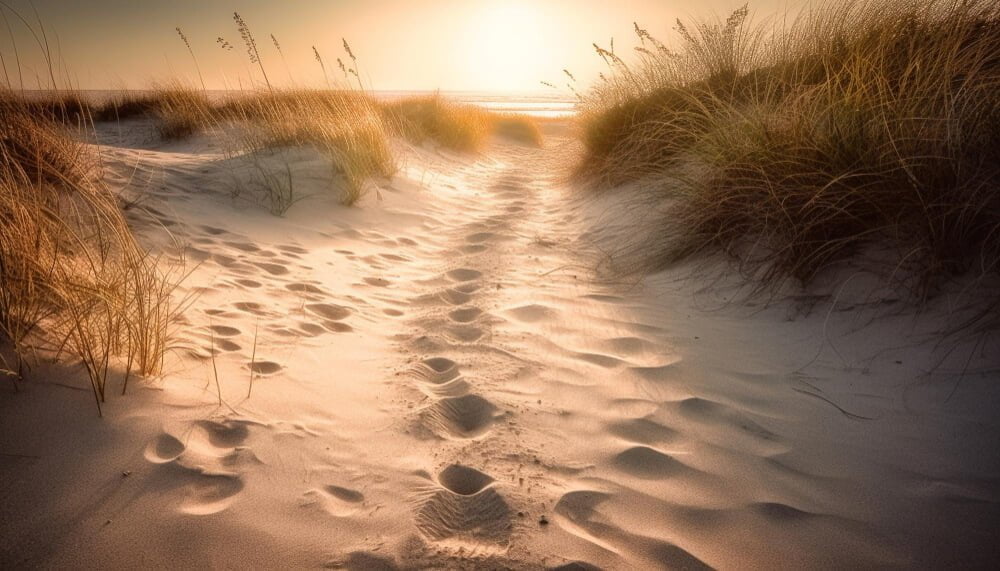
top-left (792, 388), bottom-right (875, 421)
top-left (248, 318), bottom-right (258, 398)
top-left (209, 319), bottom-right (221, 406)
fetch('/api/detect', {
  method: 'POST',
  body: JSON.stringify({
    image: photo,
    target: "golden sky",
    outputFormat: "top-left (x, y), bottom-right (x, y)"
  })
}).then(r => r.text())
top-left (2, 0), bottom-right (796, 92)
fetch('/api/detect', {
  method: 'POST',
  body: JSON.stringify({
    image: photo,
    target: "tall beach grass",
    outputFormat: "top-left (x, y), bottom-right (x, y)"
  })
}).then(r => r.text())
top-left (0, 90), bottom-right (176, 413)
top-left (576, 0), bottom-right (1000, 302)
top-left (382, 93), bottom-right (543, 151)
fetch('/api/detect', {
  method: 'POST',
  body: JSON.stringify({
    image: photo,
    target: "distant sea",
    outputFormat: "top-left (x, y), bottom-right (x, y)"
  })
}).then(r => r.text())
top-left (377, 91), bottom-right (578, 118)
top-left (45, 89), bottom-right (579, 119)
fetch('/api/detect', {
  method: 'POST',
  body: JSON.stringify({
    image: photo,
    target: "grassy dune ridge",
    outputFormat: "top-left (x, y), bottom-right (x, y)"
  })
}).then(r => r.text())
top-left (577, 0), bottom-right (1000, 298)
top-left (18, 87), bottom-right (542, 208)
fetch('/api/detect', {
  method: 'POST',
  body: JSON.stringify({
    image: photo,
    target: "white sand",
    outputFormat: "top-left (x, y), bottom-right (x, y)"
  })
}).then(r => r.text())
top-left (1, 120), bottom-right (998, 569)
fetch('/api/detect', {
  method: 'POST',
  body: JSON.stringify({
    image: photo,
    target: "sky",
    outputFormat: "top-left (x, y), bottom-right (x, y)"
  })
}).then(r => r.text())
top-left (1, 0), bottom-right (797, 92)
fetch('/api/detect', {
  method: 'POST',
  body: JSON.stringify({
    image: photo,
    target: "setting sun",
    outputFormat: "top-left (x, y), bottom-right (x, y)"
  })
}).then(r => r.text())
top-left (457, 1), bottom-right (551, 91)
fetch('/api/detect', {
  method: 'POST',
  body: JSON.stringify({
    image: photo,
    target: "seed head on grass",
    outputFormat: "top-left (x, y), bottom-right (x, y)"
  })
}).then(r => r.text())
top-left (313, 46), bottom-right (329, 87)
top-left (175, 27), bottom-right (206, 91)
top-left (234, 11), bottom-right (271, 90)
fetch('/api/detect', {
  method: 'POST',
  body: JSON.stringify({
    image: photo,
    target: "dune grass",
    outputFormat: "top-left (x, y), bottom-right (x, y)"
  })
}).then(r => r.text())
top-left (216, 89), bottom-right (396, 210)
top-left (492, 114), bottom-right (544, 147)
top-left (0, 90), bottom-right (176, 413)
top-left (576, 0), bottom-right (1000, 298)
top-left (82, 87), bottom-right (539, 212)
top-left (382, 94), bottom-right (543, 151)
top-left (381, 94), bottom-right (492, 152)
top-left (94, 85), bottom-right (397, 211)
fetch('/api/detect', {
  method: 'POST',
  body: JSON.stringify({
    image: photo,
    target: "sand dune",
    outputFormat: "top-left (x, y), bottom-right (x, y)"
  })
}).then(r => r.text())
top-left (1, 119), bottom-right (998, 569)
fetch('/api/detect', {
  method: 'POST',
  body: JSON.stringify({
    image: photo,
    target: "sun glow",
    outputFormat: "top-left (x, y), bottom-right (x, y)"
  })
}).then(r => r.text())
top-left (458, 1), bottom-right (552, 91)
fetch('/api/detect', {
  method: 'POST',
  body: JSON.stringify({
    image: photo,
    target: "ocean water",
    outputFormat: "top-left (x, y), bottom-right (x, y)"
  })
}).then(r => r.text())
top-left (378, 91), bottom-right (578, 118)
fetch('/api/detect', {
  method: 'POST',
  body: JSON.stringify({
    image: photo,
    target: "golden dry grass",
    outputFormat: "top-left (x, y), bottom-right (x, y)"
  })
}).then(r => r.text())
top-left (381, 94), bottom-right (492, 152)
top-left (0, 90), bottom-right (176, 413)
top-left (382, 94), bottom-right (543, 151)
top-left (216, 89), bottom-right (397, 209)
top-left (576, 0), bottom-right (1000, 297)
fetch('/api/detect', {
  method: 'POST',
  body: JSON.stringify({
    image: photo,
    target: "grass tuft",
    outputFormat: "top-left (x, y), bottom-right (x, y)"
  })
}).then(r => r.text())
top-left (382, 94), bottom-right (543, 151)
top-left (0, 89), bottom-right (177, 413)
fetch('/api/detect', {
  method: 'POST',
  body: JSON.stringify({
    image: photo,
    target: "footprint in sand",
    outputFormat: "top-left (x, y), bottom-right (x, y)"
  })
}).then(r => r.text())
top-left (439, 288), bottom-right (472, 305)
top-left (251, 261), bottom-right (290, 276)
top-left (460, 244), bottom-right (489, 254)
top-left (410, 357), bottom-right (469, 397)
top-left (144, 433), bottom-right (186, 464)
top-left (216, 339), bottom-right (241, 352)
top-left (360, 255), bottom-right (387, 270)
top-left (300, 484), bottom-right (365, 517)
top-left (176, 472), bottom-right (245, 516)
top-left (185, 246), bottom-right (211, 263)
top-left (194, 419), bottom-right (252, 448)
top-left (323, 321), bottom-right (353, 333)
top-left (249, 361), bottom-right (282, 375)
top-left (233, 302), bottom-right (266, 315)
top-left (210, 325), bottom-right (241, 337)
top-left (306, 303), bottom-right (351, 321)
top-left (415, 464), bottom-right (511, 547)
top-left (143, 421), bottom-right (251, 516)
top-left (212, 253), bottom-right (238, 267)
top-left (446, 268), bottom-right (482, 282)
top-left (448, 306), bottom-right (483, 323)
top-left (445, 325), bottom-right (485, 343)
top-left (235, 278), bottom-right (263, 288)
top-left (299, 322), bottom-right (326, 336)
top-left (421, 394), bottom-right (500, 439)
top-left (286, 282), bottom-right (327, 295)
top-left (452, 282), bottom-right (481, 294)
top-left (225, 241), bottom-right (259, 253)
top-left (414, 357), bottom-right (461, 383)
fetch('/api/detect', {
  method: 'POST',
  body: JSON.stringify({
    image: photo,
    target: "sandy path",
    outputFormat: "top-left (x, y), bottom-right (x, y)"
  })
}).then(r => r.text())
top-left (2, 124), bottom-right (999, 569)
